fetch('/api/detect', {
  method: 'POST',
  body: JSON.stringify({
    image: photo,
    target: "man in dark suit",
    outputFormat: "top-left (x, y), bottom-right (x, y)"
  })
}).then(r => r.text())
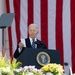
top-left (14, 24), bottom-right (47, 59)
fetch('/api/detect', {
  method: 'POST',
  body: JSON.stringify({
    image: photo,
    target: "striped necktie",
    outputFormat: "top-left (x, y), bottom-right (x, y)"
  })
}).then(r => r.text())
top-left (32, 39), bottom-right (35, 48)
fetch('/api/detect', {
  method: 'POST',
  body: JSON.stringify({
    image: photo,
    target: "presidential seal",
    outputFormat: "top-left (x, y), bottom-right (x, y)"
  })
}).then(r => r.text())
top-left (36, 52), bottom-right (50, 66)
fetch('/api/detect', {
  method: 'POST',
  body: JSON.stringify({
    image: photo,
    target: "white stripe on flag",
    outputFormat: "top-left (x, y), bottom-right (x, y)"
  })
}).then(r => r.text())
top-left (9, 0), bottom-right (17, 53)
top-left (20, 0), bottom-right (28, 39)
top-left (48, 0), bottom-right (56, 49)
top-left (63, 0), bottom-right (72, 74)
top-left (34, 0), bottom-right (41, 40)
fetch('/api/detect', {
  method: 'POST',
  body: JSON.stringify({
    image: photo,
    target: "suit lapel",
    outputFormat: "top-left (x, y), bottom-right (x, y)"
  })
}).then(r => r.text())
top-left (25, 38), bottom-right (32, 48)
top-left (25, 38), bottom-right (41, 48)
top-left (37, 40), bottom-right (41, 48)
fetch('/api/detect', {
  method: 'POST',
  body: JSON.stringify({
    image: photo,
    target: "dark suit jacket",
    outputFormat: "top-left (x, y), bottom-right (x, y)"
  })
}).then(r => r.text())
top-left (14, 38), bottom-right (47, 59)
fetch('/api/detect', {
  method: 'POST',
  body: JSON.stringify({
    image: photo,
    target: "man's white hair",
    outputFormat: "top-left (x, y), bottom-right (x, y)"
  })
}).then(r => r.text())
top-left (28, 24), bottom-right (38, 31)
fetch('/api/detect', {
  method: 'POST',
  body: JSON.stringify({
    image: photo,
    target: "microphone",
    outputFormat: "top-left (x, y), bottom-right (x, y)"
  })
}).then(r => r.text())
top-left (34, 41), bottom-right (46, 48)
top-left (34, 41), bottom-right (40, 44)
top-left (64, 62), bottom-right (68, 66)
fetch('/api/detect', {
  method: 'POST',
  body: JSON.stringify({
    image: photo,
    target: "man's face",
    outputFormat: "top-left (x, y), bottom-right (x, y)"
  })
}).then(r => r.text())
top-left (28, 25), bottom-right (38, 39)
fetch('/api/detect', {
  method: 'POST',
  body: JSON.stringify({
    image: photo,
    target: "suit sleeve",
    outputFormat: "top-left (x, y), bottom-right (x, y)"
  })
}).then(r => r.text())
top-left (14, 45), bottom-right (20, 59)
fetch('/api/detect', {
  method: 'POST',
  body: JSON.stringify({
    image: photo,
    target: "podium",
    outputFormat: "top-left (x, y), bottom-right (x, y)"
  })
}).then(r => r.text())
top-left (17, 48), bottom-right (60, 69)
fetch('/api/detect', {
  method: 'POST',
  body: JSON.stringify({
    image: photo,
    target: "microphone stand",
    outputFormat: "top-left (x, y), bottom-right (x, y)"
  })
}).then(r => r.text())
top-left (64, 62), bottom-right (72, 75)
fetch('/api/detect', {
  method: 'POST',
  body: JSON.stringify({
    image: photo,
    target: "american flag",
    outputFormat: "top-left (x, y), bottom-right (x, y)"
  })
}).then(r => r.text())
top-left (6, 0), bottom-right (75, 74)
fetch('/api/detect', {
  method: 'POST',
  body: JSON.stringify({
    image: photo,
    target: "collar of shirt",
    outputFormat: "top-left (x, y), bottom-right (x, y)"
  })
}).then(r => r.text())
top-left (29, 37), bottom-right (37, 44)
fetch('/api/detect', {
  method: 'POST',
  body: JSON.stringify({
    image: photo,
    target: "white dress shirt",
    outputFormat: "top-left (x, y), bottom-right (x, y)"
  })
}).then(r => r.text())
top-left (18, 38), bottom-right (37, 52)
top-left (29, 37), bottom-right (37, 48)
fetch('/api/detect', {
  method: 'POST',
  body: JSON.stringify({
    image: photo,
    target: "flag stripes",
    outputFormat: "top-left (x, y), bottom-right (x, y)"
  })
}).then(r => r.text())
top-left (6, 0), bottom-right (75, 73)
top-left (20, 0), bottom-right (28, 39)
top-left (6, 0), bottom-right (13, 57)
top-left (34, 0), bottom-right (41, 40)
top-left (14, 0), bottom-right (21, 43)
top-left (41, 0), bottom-right (48, 48)
top-left (63, 0), bottom-right (72, 73)
top-left (28, 0), bottom-right (34, 25)
top-left (48, 0), bottom-right (56, 49)
top-left (56, 0), bottom-right (64, 65)
top-left (71, 0), bottom-right (75, 72)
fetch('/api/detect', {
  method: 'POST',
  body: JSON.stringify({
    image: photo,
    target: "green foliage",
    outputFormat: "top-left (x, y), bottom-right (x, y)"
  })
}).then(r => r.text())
top-left (0, 55), bottom-right (10, 68)
top-left (0, 54), bottom-right (22, 75)
top-left (10, 59), bottom-right (22, 70)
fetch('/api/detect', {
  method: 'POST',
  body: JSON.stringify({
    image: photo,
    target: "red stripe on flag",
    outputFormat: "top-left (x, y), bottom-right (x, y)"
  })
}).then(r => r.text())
top-left (56, 0), bottom-right (64, 65)
top-left (14, 0), bottom-right (21, 43)
top-left (41, 0), bottom-right (48, 48)
top-left (71, 0), bottom-right (75, 73)
top-left (28, 0), bottom-right (34, 25)
top-left (6, 0), bottom-right (13, 58)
